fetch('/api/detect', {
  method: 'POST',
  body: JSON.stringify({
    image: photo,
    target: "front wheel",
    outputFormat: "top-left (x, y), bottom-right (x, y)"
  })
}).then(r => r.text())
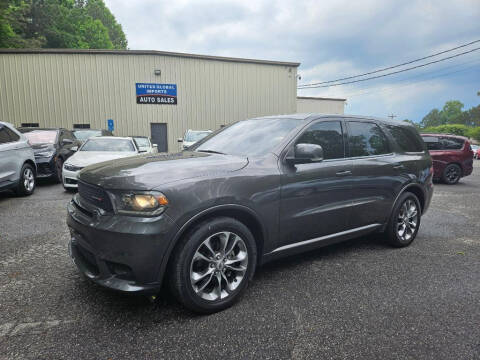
top-left (385, 192), bottom-right (421, 247)
top-left (15, 164), bottom-right (36, 196)
top-left (169, 217), bottom-right (257, 314)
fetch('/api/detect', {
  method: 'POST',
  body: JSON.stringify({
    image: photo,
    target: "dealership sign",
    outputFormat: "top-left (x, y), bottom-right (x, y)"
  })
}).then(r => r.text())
top-left (135, 83), bottom-right (177, 105)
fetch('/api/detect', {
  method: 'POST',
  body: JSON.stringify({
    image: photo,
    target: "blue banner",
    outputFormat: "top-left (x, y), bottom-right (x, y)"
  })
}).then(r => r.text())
top-left (135, 83), bottom-right (177, 105)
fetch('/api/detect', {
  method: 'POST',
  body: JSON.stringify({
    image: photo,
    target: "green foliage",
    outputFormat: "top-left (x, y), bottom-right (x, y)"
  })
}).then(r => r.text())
top-left (0, 0), bottom-right (127, 49)
top-left (468, 127), bottom-right (480, 142)
top-left (420, 124), bottom-right (471, 137)
top-left (441, 100), bottom-right (464, 124)
top-left (421, 109), bottom-right (443, 128)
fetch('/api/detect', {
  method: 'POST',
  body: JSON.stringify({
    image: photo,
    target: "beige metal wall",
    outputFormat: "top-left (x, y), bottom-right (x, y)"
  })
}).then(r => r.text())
top-left (0, 52), bottom-right (298, 152)
top-left (296, 97), bottom-right (345, 114)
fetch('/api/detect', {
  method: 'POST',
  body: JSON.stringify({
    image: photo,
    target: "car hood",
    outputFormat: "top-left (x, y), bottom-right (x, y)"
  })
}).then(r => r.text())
top-left (78, 151), bottom-right (248, 190)
top-left (67, 151), bottom-right (138, 168)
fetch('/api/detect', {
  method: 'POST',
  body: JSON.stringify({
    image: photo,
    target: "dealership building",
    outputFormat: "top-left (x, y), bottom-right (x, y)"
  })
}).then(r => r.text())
top-left (0, 49), bottom-right (344, 152)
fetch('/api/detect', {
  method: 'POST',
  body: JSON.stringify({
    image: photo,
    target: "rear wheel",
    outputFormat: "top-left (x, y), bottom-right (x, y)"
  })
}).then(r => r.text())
top-left (442, 163), bottom-right (461, 184)
top-left (385, 192), bottom-right (421, 247)
top-left (15, 163), bottom-right (36, 196)
top-left (169, 217), bottom-right (257, 314)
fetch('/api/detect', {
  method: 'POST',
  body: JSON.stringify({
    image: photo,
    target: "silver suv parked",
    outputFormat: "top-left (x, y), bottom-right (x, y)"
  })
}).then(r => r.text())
top-left (0, 122), bottom-right (36, 196)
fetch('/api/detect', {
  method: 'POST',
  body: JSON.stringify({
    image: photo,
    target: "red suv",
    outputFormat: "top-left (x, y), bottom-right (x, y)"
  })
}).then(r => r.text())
top-left (421, 133), bottom-right (474, 184)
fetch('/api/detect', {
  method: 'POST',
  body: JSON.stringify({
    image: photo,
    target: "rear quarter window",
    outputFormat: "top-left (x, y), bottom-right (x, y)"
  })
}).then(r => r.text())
top-left (387, 125), bottom-right (424, 152)
top-left (440, 137), bottom-right (464, 150)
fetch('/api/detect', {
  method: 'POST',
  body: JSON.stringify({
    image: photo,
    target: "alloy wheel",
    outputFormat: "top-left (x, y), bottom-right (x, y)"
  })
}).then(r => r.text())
top-left (397, 199), bottom-right (419, 242)
top-left (190, 231), bottom-right (248, 301)
top-left (445, 166), bottom-right (460, 184)
top-left (23, 168), bottom-right (35, 192)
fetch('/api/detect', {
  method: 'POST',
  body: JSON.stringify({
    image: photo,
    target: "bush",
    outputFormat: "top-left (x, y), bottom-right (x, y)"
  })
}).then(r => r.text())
top-left (468, 127), bottom-right (480, 142)
top-left (420, 124), bottom-right (471, 137)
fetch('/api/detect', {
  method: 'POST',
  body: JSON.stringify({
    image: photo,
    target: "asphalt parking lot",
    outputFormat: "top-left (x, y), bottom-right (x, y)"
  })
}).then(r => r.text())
top-left (1, 163), bottom-right (479, 360)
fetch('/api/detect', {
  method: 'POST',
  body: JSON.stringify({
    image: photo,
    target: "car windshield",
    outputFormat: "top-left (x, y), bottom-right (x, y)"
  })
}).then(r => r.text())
top-left (81, 138), bottom-right (136, 152)
top-left (134, 137), bottom-right (150, 147)
top-left (185, 131), bottom-right (211, 142)
top-left (195, 118), bottom-right (300, 156)
top-left (73, 130), bottom-right (102, 140)
top-left (22, 130), bottom-right (57, 144)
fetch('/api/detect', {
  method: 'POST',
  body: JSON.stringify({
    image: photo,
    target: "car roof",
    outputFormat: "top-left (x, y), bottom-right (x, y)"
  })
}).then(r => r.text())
top-left (18, 127), bottom-right (62, 131)
top-left (86, 136), bottom-right (133, 140)
top-left (251, 113), bottom-right (414, 127)
top-left (421, 133), bottom-right (468, 140)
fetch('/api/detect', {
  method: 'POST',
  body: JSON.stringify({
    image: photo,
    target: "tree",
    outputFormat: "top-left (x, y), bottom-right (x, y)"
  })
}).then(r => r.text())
top-left (0, 0), bottom-right (127, 49)
top-left (441, 100), bottom-right (464, 124)
top-left (421, 109), bottom-right (443, 128)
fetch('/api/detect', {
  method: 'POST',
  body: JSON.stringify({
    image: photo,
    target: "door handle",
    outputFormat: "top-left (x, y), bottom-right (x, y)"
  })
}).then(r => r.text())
top-left (336, 170), bottom-right (352, 177)
top-left (393, 163), bottom-right (405, 170)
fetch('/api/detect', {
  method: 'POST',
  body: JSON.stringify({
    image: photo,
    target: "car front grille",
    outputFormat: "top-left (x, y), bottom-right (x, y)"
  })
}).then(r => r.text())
top-left (77, 181), bottom-right (113, 212)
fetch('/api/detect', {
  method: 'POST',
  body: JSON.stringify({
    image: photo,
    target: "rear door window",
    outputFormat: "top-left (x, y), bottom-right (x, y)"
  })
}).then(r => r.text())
top-left (422, 136), bottom-right (441, 150)
top-left (296, 121), bottom-right (345, 160)
top-left (387, 126), bottom-right (424, 152)
top-left (347, 121), bottom-right (390, 157)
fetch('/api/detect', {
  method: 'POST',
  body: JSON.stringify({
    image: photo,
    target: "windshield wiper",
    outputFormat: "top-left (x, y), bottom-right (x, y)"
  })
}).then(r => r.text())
top-left (197, 149), bottom-right (226, 155)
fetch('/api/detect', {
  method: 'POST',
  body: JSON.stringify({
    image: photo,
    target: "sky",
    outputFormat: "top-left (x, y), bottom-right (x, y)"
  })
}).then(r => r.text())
top-left (105, 0), bottom-right (480, 122)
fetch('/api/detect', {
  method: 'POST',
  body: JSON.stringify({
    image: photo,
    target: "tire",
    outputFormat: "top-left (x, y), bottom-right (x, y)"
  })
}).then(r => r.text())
top-left (442, 163), bottom-right (461, 185)
top-left (385, 192), bottom-right (421, 248)
top-left (55, 157), bottom-right (64, 184)
top-left (15, 163), bottom-right (36, 196)
top-left (169, 217), bottom-right (257, 314)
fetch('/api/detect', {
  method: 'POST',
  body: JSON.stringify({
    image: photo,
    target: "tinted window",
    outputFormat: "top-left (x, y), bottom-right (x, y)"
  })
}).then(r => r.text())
top-left (5, 127), bottom-right (19, 142)
top-left (296, 121), bottom-right (344, 160)
top-left (347, 122), bottom-right (390, 157)
top-left (0, 127), bottom-right (10, 144)
top-left (421, 136), bottom-right (441, 150)
top-left (441, 137), bottom-right (464, 150)
top-left (196, 118), bottom-right (300, 156)
top-left (387, 125), bottom-right (424, 152)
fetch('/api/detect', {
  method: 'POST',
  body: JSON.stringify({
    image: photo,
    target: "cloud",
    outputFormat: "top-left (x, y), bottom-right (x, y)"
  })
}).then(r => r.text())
top-left (105, 0), bottom-right (480, 121)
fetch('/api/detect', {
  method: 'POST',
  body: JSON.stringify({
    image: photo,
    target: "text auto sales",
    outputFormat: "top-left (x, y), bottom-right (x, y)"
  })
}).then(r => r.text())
top-left (136, 83), bottom-right (177, 105)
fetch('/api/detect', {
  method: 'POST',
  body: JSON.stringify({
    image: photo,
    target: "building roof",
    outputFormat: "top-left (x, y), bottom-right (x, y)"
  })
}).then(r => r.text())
top-left (0, 48), bottom-right (300, 67)
top-left (297, 96), bottom-right (346, 102)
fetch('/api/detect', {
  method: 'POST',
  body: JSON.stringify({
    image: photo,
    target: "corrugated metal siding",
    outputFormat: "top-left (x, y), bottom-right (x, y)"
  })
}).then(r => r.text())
top-left (0, 53), bottom-right (297, 152)
top-left (296, 98), bottom-right (345, 114)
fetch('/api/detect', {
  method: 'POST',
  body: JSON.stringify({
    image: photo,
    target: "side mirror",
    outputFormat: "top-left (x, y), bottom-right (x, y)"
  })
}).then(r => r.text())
top-left (177, 138), bottom-right (183, 143)
top-left (286, 143), bottom-right (324, 165)
top-left (71, 146), bottom-right (78, 152)
top-left (62, 138), bottom-right (73, 145)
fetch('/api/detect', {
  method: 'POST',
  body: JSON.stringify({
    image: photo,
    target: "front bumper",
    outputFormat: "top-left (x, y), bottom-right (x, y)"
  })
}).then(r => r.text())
top-left (63, 168), bottom-right (80, 188)
top-left (35, 157), bottom-right (56, 178)
top-left (67, 195), bottom-right (179, 293)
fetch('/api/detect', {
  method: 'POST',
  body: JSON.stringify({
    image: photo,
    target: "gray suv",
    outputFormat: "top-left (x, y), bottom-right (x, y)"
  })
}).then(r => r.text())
top-left (67, 114), bottom-right (433, 313)
top-left (0, 122), bottom-right (36, 196)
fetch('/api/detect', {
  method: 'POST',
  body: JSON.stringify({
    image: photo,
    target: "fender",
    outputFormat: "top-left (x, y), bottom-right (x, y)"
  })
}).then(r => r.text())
top-left (389, 182), bottom-right (426, 215)
top-left (155, 203), bottom-right (268, 285)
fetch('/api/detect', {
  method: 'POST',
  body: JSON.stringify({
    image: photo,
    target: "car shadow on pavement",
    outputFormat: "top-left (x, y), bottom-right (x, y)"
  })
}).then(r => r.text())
top-left (69, 233), bottom-right (391, 320)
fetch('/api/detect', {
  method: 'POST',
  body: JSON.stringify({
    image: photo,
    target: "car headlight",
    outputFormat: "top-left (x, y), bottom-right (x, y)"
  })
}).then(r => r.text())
top-left (35, 151), bottom-right (55, 158)
top-left (109, 191), bottom-right (169, 216)
top-left (64, 163), bottom-right (83, 172)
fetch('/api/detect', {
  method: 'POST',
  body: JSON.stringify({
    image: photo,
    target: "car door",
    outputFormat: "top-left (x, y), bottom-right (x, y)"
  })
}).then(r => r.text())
top-left (345, 120), bottom-right (400, 228)
top-left (278, 119), bottom-right (353, 249)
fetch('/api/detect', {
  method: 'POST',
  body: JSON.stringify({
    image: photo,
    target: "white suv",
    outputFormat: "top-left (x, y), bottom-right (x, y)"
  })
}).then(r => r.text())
top-left (0, 122), bottom-right (36, 196)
